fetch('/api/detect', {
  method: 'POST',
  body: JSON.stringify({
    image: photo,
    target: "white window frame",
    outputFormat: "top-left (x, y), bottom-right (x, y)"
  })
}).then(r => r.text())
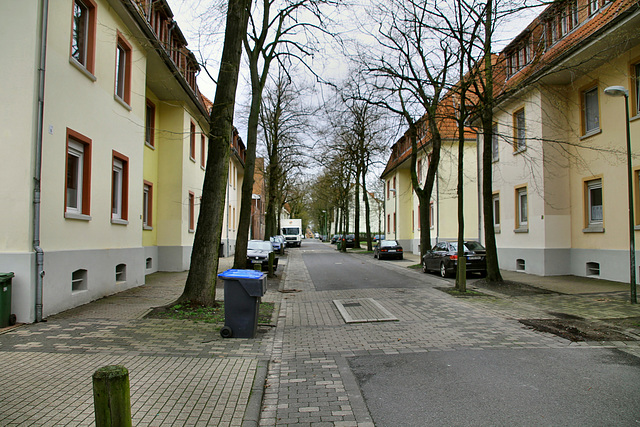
top-left (583, 86), bottom-right (600, 134)
top-left (492, 194), bottom-right (500, 228)
top-left (517, 187), bottom-right (528, 229)
top-left (112, 158), bottom-right (123, 219)
top-left (115, 43), bottom-right (127, 101)
top-left (492, 124), bottom-right (499, 161)
top-left (66, 140), bottom-right (84, 214)
top-left (71, 0), bottom-right (89, 66)
top-left (514, 109), bottom-right (526, 152)
top-left (587, 179), bottom-right (603, 226)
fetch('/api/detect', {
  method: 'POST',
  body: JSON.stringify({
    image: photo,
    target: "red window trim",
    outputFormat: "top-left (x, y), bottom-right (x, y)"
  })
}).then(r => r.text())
top-left (190, 121), bottom-right (196, 162)
top-left (145, 99), bottom-right (156, 148)
top-left (69, 0), bottom-right (97, 74)
top-left (112, 150), bottom-right (129, 220)
top-left (115, 31), bottom-right (132, 105)
top-left (189, 191), bottom-right (195, 231)
top-left (143, 180), bottom-right (153, 227)
top-left (65, 128), bottom-right (92, 216)
top-left (200, 134), bottom-right (206, 168)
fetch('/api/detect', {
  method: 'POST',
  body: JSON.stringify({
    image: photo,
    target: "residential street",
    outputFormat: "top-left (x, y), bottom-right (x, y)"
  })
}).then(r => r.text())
top-left (1, 240), bottom-right (639, 426)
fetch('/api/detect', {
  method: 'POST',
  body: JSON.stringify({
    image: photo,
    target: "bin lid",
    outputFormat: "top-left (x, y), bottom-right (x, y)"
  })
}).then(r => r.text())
top-left (0, 272), bottom-right (14, 280)
top-left (218, 269), bottom-right (265, 280)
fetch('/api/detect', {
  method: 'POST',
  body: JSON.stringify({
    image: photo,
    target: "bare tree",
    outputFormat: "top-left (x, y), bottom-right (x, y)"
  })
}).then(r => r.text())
top-left (179, 0), bottom-right (252, 305)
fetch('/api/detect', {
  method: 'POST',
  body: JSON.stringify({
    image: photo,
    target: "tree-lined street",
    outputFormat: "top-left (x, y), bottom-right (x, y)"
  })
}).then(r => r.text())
top-left (2, 241), bottom-right (638, 425)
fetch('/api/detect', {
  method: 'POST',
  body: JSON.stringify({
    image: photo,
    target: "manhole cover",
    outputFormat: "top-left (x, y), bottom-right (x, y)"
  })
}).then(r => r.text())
top-left (333, 298), bottom-right (398, 323)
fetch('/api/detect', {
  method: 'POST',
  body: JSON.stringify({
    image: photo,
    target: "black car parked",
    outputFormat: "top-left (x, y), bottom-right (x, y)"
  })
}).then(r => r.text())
top-left (343, 234), bottom-right (356, 248)
top-left (422, 241), bottom-right (486, 277)
top-left (374, 240), bottom-right (403, 260)
top-left (331, 234), bottom-right (340, 244)
top-left (246, 240), bottom-right (279, 271)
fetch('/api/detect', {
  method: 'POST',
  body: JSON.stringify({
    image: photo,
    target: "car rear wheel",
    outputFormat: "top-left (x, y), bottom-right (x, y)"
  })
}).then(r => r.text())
top-left (440, 262), bottom-right (448, 278)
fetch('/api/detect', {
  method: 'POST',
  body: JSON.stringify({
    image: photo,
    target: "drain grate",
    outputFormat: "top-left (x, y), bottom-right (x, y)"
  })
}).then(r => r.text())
top-left (333, 298), bottom-right (398, 323)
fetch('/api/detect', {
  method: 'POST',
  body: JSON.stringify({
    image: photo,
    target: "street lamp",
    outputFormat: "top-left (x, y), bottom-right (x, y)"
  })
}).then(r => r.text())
top-left (604, 85), bottom-right (637, 304)
top-left (389, 188), bottom-right (397, 239)
top-left (322, 210), bottom-right (327, 242)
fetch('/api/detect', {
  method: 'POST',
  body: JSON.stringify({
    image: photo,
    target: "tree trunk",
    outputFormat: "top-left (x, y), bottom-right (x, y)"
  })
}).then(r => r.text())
top-left (180, 0), bottom-right (251, 305)
top-left (354, 163), bottom-right (361, 248)
top-left (481, 0), bottom-right (503, 283)
top-left (362, 172), bottom-right (373, 251)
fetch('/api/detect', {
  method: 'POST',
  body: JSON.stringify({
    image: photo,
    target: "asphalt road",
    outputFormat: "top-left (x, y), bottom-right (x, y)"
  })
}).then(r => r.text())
top-left (301, 241), bottom-right (430, 291)
top-left (298, 240), bottom-right (640, 426)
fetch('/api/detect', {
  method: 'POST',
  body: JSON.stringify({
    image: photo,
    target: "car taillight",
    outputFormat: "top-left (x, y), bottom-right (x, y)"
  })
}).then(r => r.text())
top-left (381, 249), bottom-right (387, 252)
top-left (449, 255), bottom-right (458, 260)
top-left (398, 248), bottom-right (403, 252)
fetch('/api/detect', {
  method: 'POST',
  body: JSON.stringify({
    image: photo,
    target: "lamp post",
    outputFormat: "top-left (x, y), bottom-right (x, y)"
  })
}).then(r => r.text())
top-left (604, 85), bottom-right (637, 304)
top-left (322, 210), bottom-right (327, 242)
top-left (389, 188), bottom-right (397, 240)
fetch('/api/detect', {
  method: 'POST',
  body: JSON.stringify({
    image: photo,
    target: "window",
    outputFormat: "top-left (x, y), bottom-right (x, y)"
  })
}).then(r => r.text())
top-left (145, 99), bottom-right (155, 148)
top-left (200, 134), bottom-right (206, 168)
top-left (189, 192), bottom-right (195, 231)
top-left (115, 264), bottom-right (127, 283)
top-left (417, 159), bottom-right (422, 182)
top-left (66, 128), bottom-right (92, 217)
top-left (582, 86), bottom-right (599, 134)
top-left (589, 0), bottom-right (599, 15)
top-left (586, 179), bottom-right (603, 226)
top-left (492, 193), bottom-right (500, 229)
top-left (570, 0), bottom-right (579, 28)
top-left (393, 176), bottom-right (396, 194)
top-left (387, 181), bottom-right (390, 199)
top-left (387, 214), bottom-right (391, 232)
top-left (70, 0), bottom-right (96, 74)
top-left (190, 121), bottom-right (196, 161)
top-left (430, 202), bottom-right (434, 229)
top-left (513, 108), bottom-right (526, 152)
top-left (143, 181), bottom-right (153, 228)
top-left (111, 151), bottom-right (129, 222)
top-left (634, 62), bottom-right (640, 117)
top-left (115, 33), bottom-right (132, 105)
top-left (393, 212), bottom-right (396, 233)
top-left (516, 187), bottom-right (528, 230)
top-left (492, 124), bottom-right (499, 161)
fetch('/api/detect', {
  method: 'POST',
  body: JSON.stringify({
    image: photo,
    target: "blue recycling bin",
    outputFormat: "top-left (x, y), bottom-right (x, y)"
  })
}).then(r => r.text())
top-left (218, 269), bottom-right (267, 338)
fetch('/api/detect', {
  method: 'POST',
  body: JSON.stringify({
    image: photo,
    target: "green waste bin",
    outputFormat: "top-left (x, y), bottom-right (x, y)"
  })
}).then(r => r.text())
top-left (337, 241), bottom-right (342, 250)
top-left (0, 272), bottom-right (15, 328)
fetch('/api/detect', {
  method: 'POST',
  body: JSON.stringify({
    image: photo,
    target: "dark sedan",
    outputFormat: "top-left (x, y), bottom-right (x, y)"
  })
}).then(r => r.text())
top-left (331, 234), bottom-right (340, 244)
top-left (343, 234), bottom-right (356, 248)
top-left (246, 240), bottom-right (279, 271)
top-left (422, 241), bottom-right (486, 277)
top-left (374, 240), bottom-right (403, 260)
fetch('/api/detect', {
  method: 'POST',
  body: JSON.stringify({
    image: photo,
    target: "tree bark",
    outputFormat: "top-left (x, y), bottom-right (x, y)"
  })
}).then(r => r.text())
top-left (180, 0), bottom-right (251, 305)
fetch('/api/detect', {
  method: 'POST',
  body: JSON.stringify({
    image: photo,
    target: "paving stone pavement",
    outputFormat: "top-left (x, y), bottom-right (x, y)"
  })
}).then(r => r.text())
top-left (1, 244), bottom-right (639, 426)
top-left (258, 244), bottom-right (640, 426)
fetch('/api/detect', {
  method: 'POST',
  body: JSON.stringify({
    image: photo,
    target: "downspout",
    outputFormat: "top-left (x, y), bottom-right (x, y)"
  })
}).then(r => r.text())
top-left (34, 0), bottom-right (50, 323)
top-left (477, 133), bottom-right (483, 244)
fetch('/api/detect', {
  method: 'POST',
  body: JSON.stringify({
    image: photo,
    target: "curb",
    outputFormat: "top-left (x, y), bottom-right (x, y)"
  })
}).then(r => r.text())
top-left (242, 361), bottom-right (269, 427)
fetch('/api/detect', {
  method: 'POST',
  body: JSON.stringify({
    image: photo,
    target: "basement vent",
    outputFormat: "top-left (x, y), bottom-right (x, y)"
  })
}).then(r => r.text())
top-left (146, 257), bottom-right (153, 269)
top-left (115, 264), bottom-right (127, 283)
top-left (72, 269), bottom-right (87, 292)
top-left (586, 262), bottom-right (600, 276)
top-left (516, 259), bottom-right (526, 271)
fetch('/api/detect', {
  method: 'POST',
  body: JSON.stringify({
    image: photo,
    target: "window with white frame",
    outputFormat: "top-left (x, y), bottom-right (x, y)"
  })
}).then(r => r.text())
top-left (115, 33), bottom-right (132, 105)
top-left (111, 152), bottom-right (128, 221)
top-left (71, 0), bottom-right (96, 73)
top-left (589, 0), bottom-right (599, 15)
top-left (66, 129), bottom-right (91, 217)
top-left (570, 0), bottom-right (579, 28)
top-left (516, 187), bottom-right (528, 229)
top-left (634, 63), bottom-right (640, 116)
top-left (582, 86), bottom-right (599, 134)
top-left (143, 181), bottom-right (152, 228)
top-left (67, 140), bottom-right (84, 214)
top-left (513, 108), bottom-right (526, 152)
top-left (586, 179), bottom-right (603, 226)
top-left (492, 193), bottom-right (500, 228)
top-left (430, 202), bottom-right (434, 229)
top-left (492, 124), bottom-right (499, 161)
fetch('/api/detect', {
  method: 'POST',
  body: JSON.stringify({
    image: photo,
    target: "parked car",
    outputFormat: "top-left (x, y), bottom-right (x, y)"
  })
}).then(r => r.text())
top-left (270, 235), bottom-right (286, 254)
top-left (246, 240), bottom-right (279, 271)
top-left (374, 240), bottom-right (403, 260)
top-left (422, 241), bottom-right (486, 278)
top-left (331, 234), bottom-right (341, 244)
top-left (372, 234), bottom-right (385, 243)
top-left (342, 234), bottom-right (356, 248)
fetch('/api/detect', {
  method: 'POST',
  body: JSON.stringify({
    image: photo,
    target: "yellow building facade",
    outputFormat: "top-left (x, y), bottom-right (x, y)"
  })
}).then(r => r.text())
top-left (0, 0), bottom-right (244, 323)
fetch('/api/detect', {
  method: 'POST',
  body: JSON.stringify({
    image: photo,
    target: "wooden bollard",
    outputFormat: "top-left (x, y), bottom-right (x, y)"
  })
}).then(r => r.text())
top-left (268, 252), bottom-right (275, 277)
top-left (93, 365), bottom-right (132, 427)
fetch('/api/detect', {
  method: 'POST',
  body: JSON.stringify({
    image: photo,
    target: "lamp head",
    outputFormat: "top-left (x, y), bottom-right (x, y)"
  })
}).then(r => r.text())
top-left (604, 86), bottom-right (629, 97)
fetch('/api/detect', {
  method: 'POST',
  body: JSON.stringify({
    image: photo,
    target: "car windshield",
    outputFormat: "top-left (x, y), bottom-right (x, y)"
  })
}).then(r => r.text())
top-left (282, 228), bottom-right (299, 235)
top-left (449, 241), bottom-right (485, 251)
top-left (380, 240), bottom-right (399, 247)
top-left (248, 241), bottom-right (272, 251)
